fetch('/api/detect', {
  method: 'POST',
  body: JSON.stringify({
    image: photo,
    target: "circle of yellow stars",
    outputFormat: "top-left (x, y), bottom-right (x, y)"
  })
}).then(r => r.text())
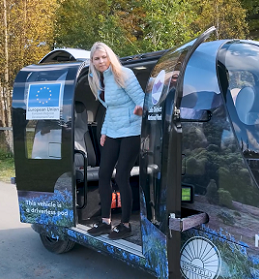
top-left (36, 87), bottom-right (52, 105)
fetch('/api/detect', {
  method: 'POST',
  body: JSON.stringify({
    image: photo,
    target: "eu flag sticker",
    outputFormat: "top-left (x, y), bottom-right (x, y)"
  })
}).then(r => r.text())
top-left (26, 83), bottom-right (62, 120)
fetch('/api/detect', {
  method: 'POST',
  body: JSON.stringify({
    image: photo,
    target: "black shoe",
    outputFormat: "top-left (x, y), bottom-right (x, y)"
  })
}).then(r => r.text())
top-left (108, 223), bottom-right (132, 240)
top-left (88, 221), bottom-right (111, 236)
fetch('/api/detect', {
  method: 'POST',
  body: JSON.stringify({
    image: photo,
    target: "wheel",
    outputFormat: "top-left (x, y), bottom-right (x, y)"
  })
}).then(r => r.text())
top-left (40, 233), bottom-right (75, 254)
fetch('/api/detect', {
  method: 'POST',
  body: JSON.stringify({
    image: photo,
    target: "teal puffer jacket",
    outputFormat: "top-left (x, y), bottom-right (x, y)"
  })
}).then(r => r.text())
top-left (98, 66), bottom-right (145, 138)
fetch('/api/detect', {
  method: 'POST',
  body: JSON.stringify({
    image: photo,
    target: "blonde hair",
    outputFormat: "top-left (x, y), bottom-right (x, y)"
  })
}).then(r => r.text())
top-left (88, 42), bottom-right (125, 98)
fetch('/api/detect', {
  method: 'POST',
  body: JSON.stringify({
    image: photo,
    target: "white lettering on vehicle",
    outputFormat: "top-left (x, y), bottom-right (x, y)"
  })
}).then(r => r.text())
top-left (255, 234), bottom-right (259, 247)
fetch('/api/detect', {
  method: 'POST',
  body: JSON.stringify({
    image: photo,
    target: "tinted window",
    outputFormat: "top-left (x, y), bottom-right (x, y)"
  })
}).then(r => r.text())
top-left (220, 42), bottom-right (259, 154)
top-left (25, 70), bottom-right (68, 159)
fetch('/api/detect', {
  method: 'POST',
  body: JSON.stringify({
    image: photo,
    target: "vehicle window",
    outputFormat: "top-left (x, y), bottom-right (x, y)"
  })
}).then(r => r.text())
top-left (25, 70), bottom-right (67, 159)
top-left (220, 42), bottom-right (259, 154)
top-left (180, 42), bottom-right (222, 121)
top-left (26, 120), bottom-right (62, 159)
top-left (224, 42), bottom-right (259, 126)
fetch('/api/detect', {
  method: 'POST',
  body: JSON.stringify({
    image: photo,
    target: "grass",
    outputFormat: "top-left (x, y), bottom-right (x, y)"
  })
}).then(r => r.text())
top-left (26, 130), bottom-right (34, 158)
top-left (0, 151), bottom-right (15, 183)
top-left (0, 129), bottom-right (35, 183)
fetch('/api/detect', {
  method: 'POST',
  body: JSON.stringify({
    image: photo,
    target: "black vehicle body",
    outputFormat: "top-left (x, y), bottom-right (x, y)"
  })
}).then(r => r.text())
top-left (12, 29), bottom-right (259, 278)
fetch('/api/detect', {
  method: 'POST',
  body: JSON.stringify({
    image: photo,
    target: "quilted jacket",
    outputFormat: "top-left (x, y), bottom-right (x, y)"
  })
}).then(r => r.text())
top-left (98, 66), bottom-right (145, 138)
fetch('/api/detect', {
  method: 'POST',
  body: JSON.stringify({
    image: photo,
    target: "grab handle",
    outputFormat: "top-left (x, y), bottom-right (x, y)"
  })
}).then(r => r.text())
top-left (169, 211), bottom-right (209, 232)
top-left (74, 150), bottom-right (88, 209)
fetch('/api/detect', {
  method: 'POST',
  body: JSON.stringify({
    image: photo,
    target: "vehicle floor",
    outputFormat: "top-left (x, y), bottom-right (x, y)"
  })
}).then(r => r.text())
top-left (79, 209), bottom-right (142, 246)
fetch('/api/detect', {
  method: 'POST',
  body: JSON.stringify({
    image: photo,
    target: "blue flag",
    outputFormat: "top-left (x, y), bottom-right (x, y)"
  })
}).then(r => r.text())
top-left (28, 83), bottom-right (61, 107)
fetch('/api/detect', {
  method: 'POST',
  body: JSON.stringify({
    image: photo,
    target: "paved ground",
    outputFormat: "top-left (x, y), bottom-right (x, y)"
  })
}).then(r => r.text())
top-left (0, 181), bottom-right (156, 279)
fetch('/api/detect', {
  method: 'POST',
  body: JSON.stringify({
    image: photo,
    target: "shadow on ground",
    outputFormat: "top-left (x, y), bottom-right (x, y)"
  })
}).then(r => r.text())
top-left (0, 226), bottom-right (156, 279)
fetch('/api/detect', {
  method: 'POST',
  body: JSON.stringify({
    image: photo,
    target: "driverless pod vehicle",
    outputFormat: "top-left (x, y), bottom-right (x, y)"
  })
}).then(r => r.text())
top-left (12, 27), bottom-right (259, 278)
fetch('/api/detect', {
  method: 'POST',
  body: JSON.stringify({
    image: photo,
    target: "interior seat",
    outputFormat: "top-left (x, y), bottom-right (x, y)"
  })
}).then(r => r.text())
top-left (235, 86), bottom-right (259, 125)
top-left (74, 101), bottom-right (99, 181)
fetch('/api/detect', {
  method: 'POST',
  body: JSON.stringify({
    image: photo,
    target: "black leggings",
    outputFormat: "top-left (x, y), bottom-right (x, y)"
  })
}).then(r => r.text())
top-left (98, 136), bottom-right (140, 223)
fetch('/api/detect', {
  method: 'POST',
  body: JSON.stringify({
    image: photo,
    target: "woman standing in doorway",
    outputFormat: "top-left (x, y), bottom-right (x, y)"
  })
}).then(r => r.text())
top-left (87, 42), bottom-right (144, 239)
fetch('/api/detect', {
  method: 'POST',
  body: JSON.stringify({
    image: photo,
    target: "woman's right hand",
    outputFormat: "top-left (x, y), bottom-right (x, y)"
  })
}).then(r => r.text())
top-left (100, 134), bottom-right (106, 146)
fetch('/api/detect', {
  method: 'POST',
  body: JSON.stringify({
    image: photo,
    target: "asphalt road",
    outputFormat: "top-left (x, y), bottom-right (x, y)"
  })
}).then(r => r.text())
top-left (0, 181), bottom-right (156, 279)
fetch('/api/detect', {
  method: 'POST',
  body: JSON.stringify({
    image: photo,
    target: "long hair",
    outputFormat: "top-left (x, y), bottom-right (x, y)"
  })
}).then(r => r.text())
top-left (88, 42), bottom-right (125, 98)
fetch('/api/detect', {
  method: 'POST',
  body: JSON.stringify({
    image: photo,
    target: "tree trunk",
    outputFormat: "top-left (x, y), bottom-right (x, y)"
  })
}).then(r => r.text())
top-left (3, 0), bottom-right (9, 127)
top-left (215, 2), bottom-right (220, 40)
top-left (0, 87), bottom-right (7, 128)
top-left (2, 0), bottom-right (13, 153)
top-left (1, 0), bottom-right (8, 128)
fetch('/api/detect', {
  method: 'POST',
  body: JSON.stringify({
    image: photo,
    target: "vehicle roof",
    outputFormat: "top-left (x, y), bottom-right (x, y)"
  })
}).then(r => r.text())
top-left (39, 48), bottom-right (91, 64)
top-left (38, 47), bottom-right (167, 65)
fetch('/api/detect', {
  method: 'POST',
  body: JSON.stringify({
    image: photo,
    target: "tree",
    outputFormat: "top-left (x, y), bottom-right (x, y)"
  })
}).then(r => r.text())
top-left (191, 0), bottom-right (248, 40)
top-left (54, 0), bottom-right (197, 56)
top-left (54, 0), bottom-right (250, 57)
top-left (239, 0), bottom-right (259, 39)
top-left (140, 0), bottom-right (197, 52)
top-left (0, 0), bottom-right (57, 152)
top-left (54, 0), bottom-right (147, 55)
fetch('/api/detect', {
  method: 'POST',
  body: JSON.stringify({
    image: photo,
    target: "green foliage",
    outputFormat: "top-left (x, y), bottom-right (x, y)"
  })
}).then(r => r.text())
top-left (0, 0), bottom-right (255, 80)
top-left (206, 179), bottom-right (219, 204)
top-left (139, 0), bottom-right (196, 52)
top-left (191, 0), bottom-right (248, 40)
top-left (53, 0), bottom-right (196, 56)
top-left (0, 148), bottom-right (15, 183)
top-left (53, 0), bottom-right (252, 57)
top-left (218, 188), bottom-right (233, 208)
top-left (182, 118), bottom-right (259, 207)
top-left (54, 0), bottom-right (140, 55)
top-left (186, 156), bottom-right (206, 175)
top-left (0, 149), bottom-right (13, 159)
top-left (0, 0), bottom-right (57, 87)
top-left (26, 131), bottom-right (34, 159)
top-left (239, 0), bottom-right (259, 39)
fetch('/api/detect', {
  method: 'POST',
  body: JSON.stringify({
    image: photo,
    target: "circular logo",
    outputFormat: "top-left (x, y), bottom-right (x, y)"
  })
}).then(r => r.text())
top-left (180, 236), bottom-right (221, 279)
top-left (152, 70), bottom-right (165, 105)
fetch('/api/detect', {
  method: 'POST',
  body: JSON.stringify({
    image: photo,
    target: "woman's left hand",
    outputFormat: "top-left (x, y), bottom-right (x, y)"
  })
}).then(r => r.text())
top-left (133, 105), bottom-right (143, 116)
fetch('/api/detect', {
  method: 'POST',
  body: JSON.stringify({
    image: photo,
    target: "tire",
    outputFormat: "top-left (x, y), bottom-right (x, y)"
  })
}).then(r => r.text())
top-left (40, 233), bottom-right (75, 254)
